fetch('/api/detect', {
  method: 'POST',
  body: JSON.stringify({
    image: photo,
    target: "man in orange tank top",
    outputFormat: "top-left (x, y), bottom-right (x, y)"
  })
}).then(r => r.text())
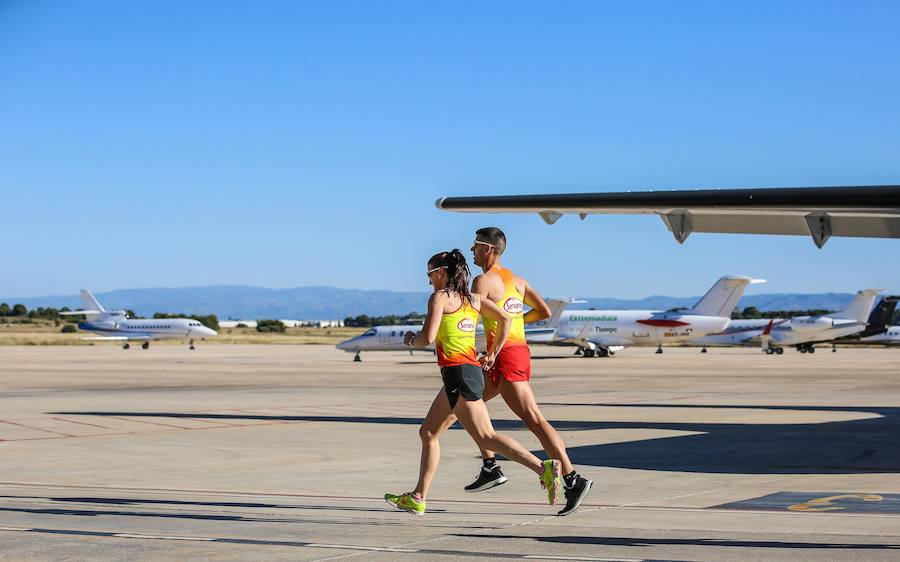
top-left (469, 227), bottom-right (593, 516)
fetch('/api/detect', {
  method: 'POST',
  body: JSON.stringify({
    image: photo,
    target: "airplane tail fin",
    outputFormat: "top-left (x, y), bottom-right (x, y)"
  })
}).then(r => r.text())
top-left (833, 289), bottom-right (883, 321)
top-left (543, 298), bottom-right (580, 329)
top-left (79, 289), bottom-right (105, 313)
top-left (689, 276), bottom-right (766, 318)
top-left (857, 295), bottom-right (899, 337)
top-left (58, 289), bottom-right (106, 316)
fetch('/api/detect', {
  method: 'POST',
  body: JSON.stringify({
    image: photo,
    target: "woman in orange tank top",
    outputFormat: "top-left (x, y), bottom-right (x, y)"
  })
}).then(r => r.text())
top-left (384, 250), bottom-right (561, 516)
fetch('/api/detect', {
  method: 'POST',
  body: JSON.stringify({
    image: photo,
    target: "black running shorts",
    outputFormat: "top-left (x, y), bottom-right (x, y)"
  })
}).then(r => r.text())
top-left (440, 364), bottom-right (485, 409)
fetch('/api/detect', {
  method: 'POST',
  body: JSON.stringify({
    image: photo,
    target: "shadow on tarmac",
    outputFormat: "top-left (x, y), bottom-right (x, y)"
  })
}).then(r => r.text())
top-left (452, 533), bottom-right (900, 550)
top-left (53, 404), bottom-right (900, 475)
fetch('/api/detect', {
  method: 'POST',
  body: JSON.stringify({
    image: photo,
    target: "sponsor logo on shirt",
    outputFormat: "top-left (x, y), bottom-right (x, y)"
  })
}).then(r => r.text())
top-left (503, 297), bottom-right (524, 314)
top-left (457, 317), bottom-right (476, 332)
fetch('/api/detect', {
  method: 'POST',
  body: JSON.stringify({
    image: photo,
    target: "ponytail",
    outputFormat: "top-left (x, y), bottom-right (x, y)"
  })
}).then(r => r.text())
top-left (428, 249), bottom-right (471, 299)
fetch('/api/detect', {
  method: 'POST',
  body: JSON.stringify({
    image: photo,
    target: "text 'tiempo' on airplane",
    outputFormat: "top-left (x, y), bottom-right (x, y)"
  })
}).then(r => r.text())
top-left (60, 289), bottom-right (217, 350)
top-left (436, 185), bottom-right (900, 248)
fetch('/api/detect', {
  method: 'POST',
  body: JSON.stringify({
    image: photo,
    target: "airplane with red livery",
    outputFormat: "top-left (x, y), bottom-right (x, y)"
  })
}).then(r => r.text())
top-left (551, 275), bottom-right (765, 356)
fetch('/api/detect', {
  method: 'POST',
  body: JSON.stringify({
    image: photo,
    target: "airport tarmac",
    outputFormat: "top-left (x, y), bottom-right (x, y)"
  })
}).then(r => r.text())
top-left (0, 344), bottom-right (899, 561)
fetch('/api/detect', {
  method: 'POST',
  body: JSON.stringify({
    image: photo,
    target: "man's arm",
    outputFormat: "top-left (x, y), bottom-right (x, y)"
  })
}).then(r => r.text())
top-left (521, 278), bottom-right (552, 323)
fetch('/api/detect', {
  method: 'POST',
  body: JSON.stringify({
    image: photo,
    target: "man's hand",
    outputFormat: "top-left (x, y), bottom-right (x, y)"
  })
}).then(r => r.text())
top-left (479, 351), bottom-right (497, 372)
top-left (404, 331), bottom-right (417, 346)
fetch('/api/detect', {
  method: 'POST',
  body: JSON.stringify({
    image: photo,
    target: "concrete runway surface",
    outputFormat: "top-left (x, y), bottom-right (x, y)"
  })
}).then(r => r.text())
top-left (1, 344), bottom-right (899, 561)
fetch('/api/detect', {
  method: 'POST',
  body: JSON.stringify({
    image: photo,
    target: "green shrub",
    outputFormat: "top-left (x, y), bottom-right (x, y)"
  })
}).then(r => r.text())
top-left (256, 319), bottom-right (286, 333)
top-left (61, 324), bottom-right (77, 333)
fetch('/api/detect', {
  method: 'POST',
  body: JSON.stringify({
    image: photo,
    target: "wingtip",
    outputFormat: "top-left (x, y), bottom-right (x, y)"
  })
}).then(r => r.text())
top-left (434, 197), bottom-right (446, 210)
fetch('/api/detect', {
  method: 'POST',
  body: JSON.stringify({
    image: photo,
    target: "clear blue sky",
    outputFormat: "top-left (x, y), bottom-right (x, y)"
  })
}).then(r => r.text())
top-left (2, 1), bottom-right (899, 300)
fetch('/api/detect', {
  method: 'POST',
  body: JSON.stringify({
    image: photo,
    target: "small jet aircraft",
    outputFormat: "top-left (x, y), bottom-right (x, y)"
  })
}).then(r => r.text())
top-left (550, 275), bottom-right (764, 356)
top-left (858, 325), bottom-right (900, 346)
top-left (693, 289), bottom-right (883, 354)
top-left (335, 299), bottom-right (572, 361)
top-left (61, 289), bottom-right (217, 349)
top-left (436, 185), bottom-right (900, 247)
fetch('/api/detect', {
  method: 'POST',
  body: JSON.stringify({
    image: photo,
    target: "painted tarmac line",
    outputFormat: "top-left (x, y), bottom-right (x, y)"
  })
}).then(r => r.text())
top-left (522, 554), bottom-right (644, 562)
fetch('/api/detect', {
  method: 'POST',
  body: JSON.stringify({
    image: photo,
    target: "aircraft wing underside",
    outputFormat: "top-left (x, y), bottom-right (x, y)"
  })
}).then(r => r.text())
top-left (436, 185), bottom-right (900, 247)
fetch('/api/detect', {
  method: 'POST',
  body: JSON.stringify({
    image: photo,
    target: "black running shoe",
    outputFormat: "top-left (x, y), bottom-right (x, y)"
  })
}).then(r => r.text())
top-left (464, 465), bottom-right (508, 492)
top-left (557, 476), bottom-right (592, 516)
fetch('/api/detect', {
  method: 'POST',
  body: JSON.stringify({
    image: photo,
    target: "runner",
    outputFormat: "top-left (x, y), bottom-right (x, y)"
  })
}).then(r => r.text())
top-left (468, 227), bottom-right (593, 516)
top-left (384, 249), bottom-right (561, 516)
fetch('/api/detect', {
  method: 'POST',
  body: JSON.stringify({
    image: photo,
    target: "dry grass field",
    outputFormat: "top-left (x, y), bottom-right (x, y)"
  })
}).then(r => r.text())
top-left (0, 319), bottom-right (364, 346)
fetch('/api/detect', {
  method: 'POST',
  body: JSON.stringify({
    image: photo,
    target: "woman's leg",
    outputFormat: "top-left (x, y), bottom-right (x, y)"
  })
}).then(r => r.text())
top-left (414, 388), bottom-right (457, 498)
top-left (452, 397), bottom-right (544, 475)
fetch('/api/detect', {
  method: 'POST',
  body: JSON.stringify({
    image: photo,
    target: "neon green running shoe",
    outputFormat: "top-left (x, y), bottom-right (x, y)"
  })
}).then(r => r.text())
top-left (539, 459), bottom-right (561, 505)
top-left (384, 492), bottom-right (426, 516)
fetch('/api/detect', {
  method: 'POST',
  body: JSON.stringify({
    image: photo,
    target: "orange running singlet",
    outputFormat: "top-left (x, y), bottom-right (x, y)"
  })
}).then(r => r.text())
top-left (435, 299), bottom-right (480, 368)
top-left (481, 266), bottom-right (527, 350)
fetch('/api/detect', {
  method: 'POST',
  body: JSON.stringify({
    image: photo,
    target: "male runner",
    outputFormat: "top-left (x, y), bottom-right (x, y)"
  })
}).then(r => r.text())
top-left (468, 226), bottom-right (592, 516)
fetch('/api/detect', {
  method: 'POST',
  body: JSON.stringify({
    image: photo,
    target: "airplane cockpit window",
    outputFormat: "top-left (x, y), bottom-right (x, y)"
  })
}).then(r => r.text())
top-left (362, 329), bottom-right (377, 337)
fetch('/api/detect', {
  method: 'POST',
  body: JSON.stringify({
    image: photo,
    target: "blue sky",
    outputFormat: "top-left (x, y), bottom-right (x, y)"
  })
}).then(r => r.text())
top-left (2, 1), bottom-right (899, 300)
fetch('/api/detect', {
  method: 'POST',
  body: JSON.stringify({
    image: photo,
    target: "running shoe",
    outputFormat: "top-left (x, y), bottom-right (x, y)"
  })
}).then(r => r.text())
top-left (384, 492), bottom-right (425, 516)
top-left (464, 465), bottom-right (508, 493)
top-left (539, 459), bottom-right (561, 505)
top-left (557, 476), bottom-right (593, 516)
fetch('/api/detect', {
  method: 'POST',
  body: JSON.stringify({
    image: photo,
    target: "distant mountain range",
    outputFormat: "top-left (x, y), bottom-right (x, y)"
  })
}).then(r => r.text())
top-left (0, 285), bottom-right (866, 320)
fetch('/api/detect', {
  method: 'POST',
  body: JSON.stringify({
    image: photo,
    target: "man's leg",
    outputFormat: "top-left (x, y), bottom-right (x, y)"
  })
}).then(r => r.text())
top-left (498, 379), bottom-right (573, 474)
top-left (499, 379), bottom-right (593, 516)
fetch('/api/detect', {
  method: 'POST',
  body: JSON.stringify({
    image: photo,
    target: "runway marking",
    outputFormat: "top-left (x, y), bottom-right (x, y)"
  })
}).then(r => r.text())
top-left (717, 492), bottom-right (900, 514)
top-left (52, 417), bottom-right (112, 429)
top-left (0, 420), bottom-right (74, 438)
top-left (113, 533), bottom-right (216, 541)
top-left (524, 556), bottom-right (643, 562)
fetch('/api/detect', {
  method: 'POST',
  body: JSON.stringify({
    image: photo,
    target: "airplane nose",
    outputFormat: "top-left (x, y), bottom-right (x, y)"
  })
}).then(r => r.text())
top-left (205, 328), bottom-right (218, 337)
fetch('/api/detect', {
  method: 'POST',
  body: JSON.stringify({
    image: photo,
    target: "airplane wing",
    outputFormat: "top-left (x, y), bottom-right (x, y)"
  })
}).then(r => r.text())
top-left (436, 185), bottom-right (900, 248)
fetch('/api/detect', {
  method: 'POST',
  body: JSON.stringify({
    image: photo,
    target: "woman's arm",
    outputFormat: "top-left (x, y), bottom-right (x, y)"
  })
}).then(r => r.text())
top-left (475, 294), bottom-right (510, 369)
top-left (405, 293), bottom-right (443, 347)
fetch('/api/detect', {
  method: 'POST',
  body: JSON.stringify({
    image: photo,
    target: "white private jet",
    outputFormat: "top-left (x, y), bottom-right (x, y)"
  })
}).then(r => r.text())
top-left (551, 275), bottom-right (764, 356)
top-left (436, 185), bottom-right (900, 247)
top-left (859, 325), bottom-right (900, 346)
top-left (693, 289), bottom-right (882, 354)
top-left (61, 289), bottom-right (218, 350)
top-left (335, 299), bottom-right (572, 361)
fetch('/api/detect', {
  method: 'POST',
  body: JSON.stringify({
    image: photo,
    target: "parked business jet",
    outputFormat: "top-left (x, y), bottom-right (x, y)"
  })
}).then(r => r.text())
top-left (551, 275), bottom-right (764, 356)
top-left (336, 299), bottom-right (572, 361)
top-left (60, 289), bottom-right (217, 349)
top-left (693, 289), bottom-right (882, 354)
top-left (859, 325), bottom-right (900, 345)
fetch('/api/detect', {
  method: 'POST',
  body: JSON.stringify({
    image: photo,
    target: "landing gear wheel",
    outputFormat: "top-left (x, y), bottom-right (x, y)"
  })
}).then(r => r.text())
top-left (353, 352), bottom-right (361, 362)
top-left (655, 345), bottom-right (663, 354)
top-left (775, 347), bottom-right (783, 355)
top-left (701, 346), bottom-right (708, 353)
top-left (123, 343), bottom-right (130, 350)
top-left (141, 341), bottom-right (150, 350)
top-left (765, 348), bottom-right (774, 355)
top-left (189, 339), bottom-right (195, 350)
top-left (582, 349), bottom-right (595, 358)
top-left (809, 346), bottom-right (815, 354)
top-left (574, 348), bottom-right (583, 356)
top-left (597, 347), bottom-right (610, 358)
top-left (799, 347), bottom-right (807, 353)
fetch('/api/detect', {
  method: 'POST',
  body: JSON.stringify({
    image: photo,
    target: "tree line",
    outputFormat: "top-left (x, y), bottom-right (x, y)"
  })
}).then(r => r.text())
top-left (343, 313), bottom-right (425, 327)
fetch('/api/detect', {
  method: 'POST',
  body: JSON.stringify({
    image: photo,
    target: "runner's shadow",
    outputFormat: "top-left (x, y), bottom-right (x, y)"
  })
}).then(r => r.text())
top-left (452, 533), bottom-right (900, 550)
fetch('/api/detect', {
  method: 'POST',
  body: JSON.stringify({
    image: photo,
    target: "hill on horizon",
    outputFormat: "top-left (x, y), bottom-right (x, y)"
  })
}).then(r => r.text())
top-left (0, 285), bottom-right (865, 320)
